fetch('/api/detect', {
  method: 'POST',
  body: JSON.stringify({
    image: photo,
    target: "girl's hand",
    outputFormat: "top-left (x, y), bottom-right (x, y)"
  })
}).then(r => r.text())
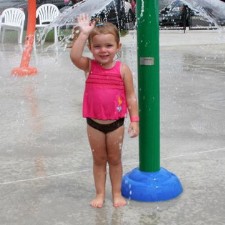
top-left (77, 13), bottom-right (95, 35)
top-left (128, 122), bottom-right (139, 138)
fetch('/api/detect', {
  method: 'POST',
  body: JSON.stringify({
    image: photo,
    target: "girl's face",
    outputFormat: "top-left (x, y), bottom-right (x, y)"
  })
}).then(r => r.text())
top-left (89, 34), bottom-right (121, 68)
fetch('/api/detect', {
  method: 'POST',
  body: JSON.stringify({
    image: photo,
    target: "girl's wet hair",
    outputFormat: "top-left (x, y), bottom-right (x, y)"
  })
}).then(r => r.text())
top-left (88, 22), bottom-right (120, 45)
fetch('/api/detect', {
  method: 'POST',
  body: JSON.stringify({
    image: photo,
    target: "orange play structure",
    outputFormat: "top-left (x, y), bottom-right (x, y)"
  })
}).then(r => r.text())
top-left (11, 0), bottom-right (37, 76)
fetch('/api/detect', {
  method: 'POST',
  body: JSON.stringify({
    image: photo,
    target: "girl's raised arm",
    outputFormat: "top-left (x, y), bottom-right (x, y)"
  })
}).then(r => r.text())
top-left (70, 14), bottom-right (95, 72)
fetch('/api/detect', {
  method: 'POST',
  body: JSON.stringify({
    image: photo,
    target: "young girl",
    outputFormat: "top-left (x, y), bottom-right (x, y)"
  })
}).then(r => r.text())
top-left (70, 14), bottom-right (139, 208)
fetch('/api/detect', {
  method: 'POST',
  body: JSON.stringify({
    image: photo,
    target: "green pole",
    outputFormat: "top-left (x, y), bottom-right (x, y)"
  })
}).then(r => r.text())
top-left (122, 0), bottom-right (183, 202)
top-left (138, 0), bottom-right (160, 172)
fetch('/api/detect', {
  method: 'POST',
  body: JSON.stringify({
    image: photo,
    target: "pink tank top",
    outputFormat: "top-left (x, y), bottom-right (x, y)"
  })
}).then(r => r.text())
top-left (83, 60), bottom-right (127, 120)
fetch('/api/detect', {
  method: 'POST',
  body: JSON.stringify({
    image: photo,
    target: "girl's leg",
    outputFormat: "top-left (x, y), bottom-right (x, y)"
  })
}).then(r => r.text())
top-left (87, 125), bottom-right (107, 208)
top-left (106, 125), bottom-right (126, 207)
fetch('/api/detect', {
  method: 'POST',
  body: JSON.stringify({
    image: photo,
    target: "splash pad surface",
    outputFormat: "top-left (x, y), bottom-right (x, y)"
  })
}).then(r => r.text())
top-left (1, 29), bottom-right (225, 224)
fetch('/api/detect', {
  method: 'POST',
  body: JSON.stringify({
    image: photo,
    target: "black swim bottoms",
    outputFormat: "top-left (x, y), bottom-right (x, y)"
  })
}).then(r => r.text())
top-left (87, 118), bottom-right (125, 134)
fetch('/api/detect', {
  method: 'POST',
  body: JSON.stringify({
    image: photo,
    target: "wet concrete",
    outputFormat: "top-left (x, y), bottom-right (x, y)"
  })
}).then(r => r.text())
top-left (1, 29), bottom-right (225, 225)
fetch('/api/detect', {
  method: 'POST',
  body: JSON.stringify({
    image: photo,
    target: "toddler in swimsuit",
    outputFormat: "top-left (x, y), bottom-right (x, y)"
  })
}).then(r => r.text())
top-left (70, 14), bottom-right (139, 208)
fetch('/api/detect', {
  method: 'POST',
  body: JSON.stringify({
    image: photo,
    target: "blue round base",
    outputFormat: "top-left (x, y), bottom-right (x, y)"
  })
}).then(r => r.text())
top-left (121, 167), bottom-right (183, 202)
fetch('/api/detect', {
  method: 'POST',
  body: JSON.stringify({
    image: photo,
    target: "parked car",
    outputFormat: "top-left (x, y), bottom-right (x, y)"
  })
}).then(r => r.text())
top-left (159, 0), bottom-right (224, 28)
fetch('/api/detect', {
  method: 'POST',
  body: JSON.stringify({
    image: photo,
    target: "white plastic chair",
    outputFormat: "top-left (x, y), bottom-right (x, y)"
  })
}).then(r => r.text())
top-left (1, 8), bottom-right (25, 44)
top-left (36, 4), bottom-right (60, 44)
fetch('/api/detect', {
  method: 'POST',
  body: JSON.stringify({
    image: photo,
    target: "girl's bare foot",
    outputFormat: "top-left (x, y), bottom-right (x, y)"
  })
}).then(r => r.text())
top-left (90, 194), bottom-right (105, 208)
top-left (113, 193), bottom-right (127, 208)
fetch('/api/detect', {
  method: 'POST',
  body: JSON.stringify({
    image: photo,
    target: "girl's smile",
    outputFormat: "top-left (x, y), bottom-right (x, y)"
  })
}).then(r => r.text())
top-left (90, 33), bottom-right (121, 68)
